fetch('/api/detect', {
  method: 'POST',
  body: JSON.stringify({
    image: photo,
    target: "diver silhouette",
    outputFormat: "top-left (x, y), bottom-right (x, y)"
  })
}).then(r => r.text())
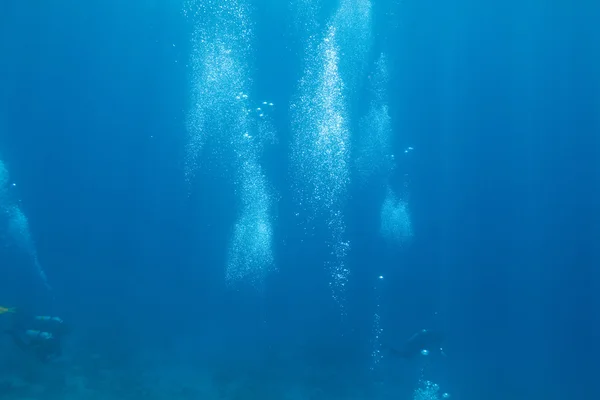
top-left (4, 313), bottom-right (68, 363)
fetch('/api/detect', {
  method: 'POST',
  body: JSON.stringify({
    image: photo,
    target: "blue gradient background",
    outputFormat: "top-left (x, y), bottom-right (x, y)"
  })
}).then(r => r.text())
top-left (0, 1), bottom-right (598, 399)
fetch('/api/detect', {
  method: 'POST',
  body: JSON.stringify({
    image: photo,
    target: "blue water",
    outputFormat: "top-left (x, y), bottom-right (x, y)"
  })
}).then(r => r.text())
top-left (0, 1), bottom-right (598, 399)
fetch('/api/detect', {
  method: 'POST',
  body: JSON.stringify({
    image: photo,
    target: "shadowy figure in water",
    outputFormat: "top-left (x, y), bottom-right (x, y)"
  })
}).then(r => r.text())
top-left (4, 313), bottom-right (69, 363)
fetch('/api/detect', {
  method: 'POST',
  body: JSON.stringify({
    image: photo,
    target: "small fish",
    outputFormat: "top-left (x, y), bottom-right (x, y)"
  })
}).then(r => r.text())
top-left (0, 306), bottom-right (16, 315)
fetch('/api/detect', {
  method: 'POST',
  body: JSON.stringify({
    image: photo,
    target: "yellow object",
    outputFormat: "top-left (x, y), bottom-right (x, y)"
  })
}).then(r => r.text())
top-left (0, 306), bottom-right (16, 315)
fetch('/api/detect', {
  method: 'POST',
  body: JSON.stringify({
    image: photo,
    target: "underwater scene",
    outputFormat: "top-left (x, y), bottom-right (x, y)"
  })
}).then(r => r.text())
top-left (0, 0), bottom-right (598, 399)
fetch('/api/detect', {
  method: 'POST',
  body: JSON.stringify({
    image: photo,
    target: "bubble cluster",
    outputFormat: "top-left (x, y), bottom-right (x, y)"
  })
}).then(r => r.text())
top-left (413, 380), bottom-right (440, 400)
top-left (184, 0), bottom-right (275, 289)
top-left (0, 160), bottom-right (50, 291)
top-left (369, 272), bottom-right (387, 373)
top-left (290, 0), bottom-right (373, 310)
top-left (331, 0), bottom-right (373, 95)
top-left (355, 105), bottom-right (394, 184)
top-left (355, 55), bottom-right (413, 246)
top-left (246, 100), bottom-right (278, 152)
top-left (291, 26), bottom-right (349, 215)
top-left (183, 0), bottom-right (254, 184)
top-left (369, 308), bottom-right (383, 371)
top-left (369, 311), bottom-right (383, 364)
top-left (6, 206), bottom-right (50, 289)
top-left (355, 53), bottom-right (395, 184)
top-left (291, 25), bottom-right (351, 308)
top-left (226, 203), bottom-right (274, 288)
top-left (226, 151), bottom-right (275, 287)
top-left (380, 185), bottom-right (413, 245)
top-left (413, 380), bottom-right (451, 400)
top-left (289, 0), bottom-right (320, 39)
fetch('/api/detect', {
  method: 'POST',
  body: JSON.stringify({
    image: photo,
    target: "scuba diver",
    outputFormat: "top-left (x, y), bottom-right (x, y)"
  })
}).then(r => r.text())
top-left (389, 328), bottom-right (446, 359)
top-left (3, 312), bottom-right (68, 363)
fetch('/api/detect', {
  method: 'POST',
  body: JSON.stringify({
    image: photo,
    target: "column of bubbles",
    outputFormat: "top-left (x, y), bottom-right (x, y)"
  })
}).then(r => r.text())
top-left (183, 0), bottom-right (253, 180)
top-left (290, 26), bottom-right (350, 307)
top-left (184, 0), bottom-right (276, 289)
top-left (413, 380), bottom-right (451, 400)
top-left (290, 0), bottom-right (373, 312)
top-left (380, 185), bottom-right (413, 244)
top-left (355, 53), bottom-right (394, 185)
top-left (0, 159), bottom-right (50, 291)
top-left (369, 274), bottom-right (385, 373)
top-left (330, 0), bottom-right (373, 96)
top-left (354, 53), bottom-right (414, 375)
top-left (355, 52), bottom-right (414, 244)
top-left (226, 103), bottom-right (276, 289)
top-left (359, 52), bottom-right (449, 399)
